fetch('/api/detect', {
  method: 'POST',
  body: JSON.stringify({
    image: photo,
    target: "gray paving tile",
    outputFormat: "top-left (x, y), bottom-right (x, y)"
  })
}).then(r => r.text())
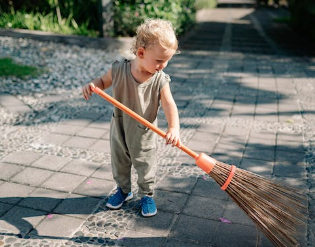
top-left (31, 154), bottom-right (71, 171)
top-left (51, 123), bottom-right (83, 135)
top-left (278, 101), bottom-right (300, 113)
top-left (63, 136), bottom-right (97, 149)
top-left (37, 133), bottom-right (70, 146)
top-left (176, 154), bottom-right (195, 164)
top-left (62, 118), bottom-right (93, 127)
top-left (273, 161), bottom-right (306, 178)
top-left (211, 223), bottom-right (262, 247)
top-left (275, 150), bottom-right (305, 163)
top-left (250, 130), bottom-right (276, 139)
top-left (0, 206), bottom-right (45, 237)
top-left (10, 167), bottom-right (54, 187)
top-left (261, 234), bottom-right (279, 247)
top-left (223, 126), bottom-right (250, 137)
top-left (74, 110), bottom-right (103, 120)
top-left (117, 230), bottom-right (166, 247)
top-left (277, 132), bottom-right (303, 142)
top-left (170, 215), bottom-right (218, 244)
top-left (74, 177), bottom-right (116, 197)
top-left (164, 238), bottom-right (207, 247)
top-left (88, 139), bottom-right (110, 152)
top-left (231, 110), bottom-right (255, 120)
top-left (61, 159), bottom-right (102, 176)
top-left (212, 154), bottom-right (241, 167)
top-left (1, 151), bottom-right (42, 166)
top-left (88, 120), bottom-right (111, 130)
top-left (0, 202), bottom-right (14, 217)
top-left (154, 190), bottom-right (188, 213)
top-left (214, 144), bottom-right (244, 160)
top-left (76, 127), bottom-right (107, 139)
top-left (156, 175), bottom-right (197, 194)
top-left (41, 94), bottom-right (63, 104)
top-left (255, 108), bottom-right (279, 122)
top-left (5, 105), bottom-right (33, 114)
top-left (243, 146), bottom-right (275, 161)
top-left (41, 173), bottom-right (86, 193)
top-left (185, 138), bottom-right (215, 153)
top-left (240, 158), bottom-right (273, 176)
top-left (247, 136), bottom-right (276, 147)
top-left (232, 105), bottom-right (255, 115)
top-left (91, 164), bottom-right (114, 181)
top-left (275, 141), bottom-right (305, 153)
top-left (190, 131), bottom-right (220, 143)
top-left (127, 211), bottom-right (174, 237)
top-left (30, 214), bottom-right (84, 238)
top-left (218, 135), bottom-right (247, 146)
top-left (204, 108), bottom-right (230, 118)
top-left (183, 196), bottom-right (225, 220)
top-left (18, 188), bottom-right (69, 212)
top-left (53, 194), bottom-right (101, 219)
top-left (223, 201), bottom-right (254, 226)
top-left (0, 162), bottom-right (24, 180)
top-left (0, 182), bottom-right (34, 204)
top-left (0, 93), bottom-right (24, 106)
top-left (192, 178), bottom-right (230, 201)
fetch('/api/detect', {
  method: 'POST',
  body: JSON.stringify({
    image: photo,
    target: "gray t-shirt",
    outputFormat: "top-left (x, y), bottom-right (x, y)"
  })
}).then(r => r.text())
top-left (111, 59), bottom-right (170, 124)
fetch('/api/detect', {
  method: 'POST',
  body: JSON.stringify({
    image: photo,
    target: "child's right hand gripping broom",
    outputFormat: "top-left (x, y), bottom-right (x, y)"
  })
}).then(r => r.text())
top-left (90, 84), bottom-right (307, 247)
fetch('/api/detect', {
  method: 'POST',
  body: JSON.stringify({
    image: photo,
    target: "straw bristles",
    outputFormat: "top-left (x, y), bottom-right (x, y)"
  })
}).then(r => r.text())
top-left (209, 161), bottom-right (307, 247)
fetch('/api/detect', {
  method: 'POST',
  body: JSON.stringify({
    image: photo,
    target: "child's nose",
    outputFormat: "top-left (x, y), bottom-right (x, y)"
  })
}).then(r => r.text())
top-left (159, 61), bottom-right (168, 70)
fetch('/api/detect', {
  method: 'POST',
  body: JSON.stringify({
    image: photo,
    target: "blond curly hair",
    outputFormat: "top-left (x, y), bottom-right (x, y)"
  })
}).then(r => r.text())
top-left (131, 19), bottom-right (178, 55)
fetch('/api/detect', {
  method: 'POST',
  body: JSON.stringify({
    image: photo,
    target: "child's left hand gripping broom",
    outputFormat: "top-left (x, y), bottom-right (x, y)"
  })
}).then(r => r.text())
top-left (90, 84), bottom-right (307, 247)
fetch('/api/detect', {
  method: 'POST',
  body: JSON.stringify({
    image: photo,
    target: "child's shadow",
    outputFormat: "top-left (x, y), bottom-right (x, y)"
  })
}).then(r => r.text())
top-left (0, 196), bottom-right (104, 239)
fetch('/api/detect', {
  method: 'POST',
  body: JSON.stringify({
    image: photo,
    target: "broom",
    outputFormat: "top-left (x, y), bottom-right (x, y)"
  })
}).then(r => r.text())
top-left (90, 84), bottom-right (307, 247)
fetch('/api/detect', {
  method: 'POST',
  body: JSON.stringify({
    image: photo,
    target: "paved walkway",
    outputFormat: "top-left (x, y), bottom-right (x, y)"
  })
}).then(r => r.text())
top-left (1, 2), bottom-right (315, 247)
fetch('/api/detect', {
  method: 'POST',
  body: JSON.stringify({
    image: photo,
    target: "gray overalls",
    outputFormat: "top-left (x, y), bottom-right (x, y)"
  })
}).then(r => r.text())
top-left (110, 60), bottom-right (169, 197)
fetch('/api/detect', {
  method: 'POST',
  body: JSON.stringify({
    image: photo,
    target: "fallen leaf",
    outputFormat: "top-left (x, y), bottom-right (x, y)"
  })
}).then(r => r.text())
top-left (219, 217), bottom-right (232, 224)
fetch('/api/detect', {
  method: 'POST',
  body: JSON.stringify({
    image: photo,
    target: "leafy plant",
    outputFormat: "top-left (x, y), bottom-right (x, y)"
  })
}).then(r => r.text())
top-left (113, 0), bottom-right (196, 37)
top-left (0, 0), bottom-right (197, 38)
top-left (195, 0), bottom-right (217, 10)
top-left (273, 16), bottom-right (290, 24)
top-left (0, 57), bottom-right (41, 78)
top-left (0, 9), bottom-right (98, 37)
top-left (288, 0), bottom-right (315, 41)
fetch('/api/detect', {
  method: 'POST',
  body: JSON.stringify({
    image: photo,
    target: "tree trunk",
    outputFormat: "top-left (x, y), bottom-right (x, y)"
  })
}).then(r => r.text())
top-left (98, 0), bottom-right (114, 37)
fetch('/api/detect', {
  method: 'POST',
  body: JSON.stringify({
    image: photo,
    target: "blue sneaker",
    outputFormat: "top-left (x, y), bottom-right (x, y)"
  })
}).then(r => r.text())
top-left (106, 188), bottom-right (133, 209)
top-left (141, 196), bottom-right (157, 217)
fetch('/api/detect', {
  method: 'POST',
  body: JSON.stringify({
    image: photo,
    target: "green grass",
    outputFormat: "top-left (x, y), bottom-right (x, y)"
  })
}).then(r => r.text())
top-left (0, 10), bottom-right (98, 37)
top-left (0, 57), bottom-right (41, 78)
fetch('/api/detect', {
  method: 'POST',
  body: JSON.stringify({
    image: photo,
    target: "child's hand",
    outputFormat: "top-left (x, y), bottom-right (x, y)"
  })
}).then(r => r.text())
top-left (82, 83), bottom-right (94, 100)
top-left (165, 127), bottom-right (181, 147)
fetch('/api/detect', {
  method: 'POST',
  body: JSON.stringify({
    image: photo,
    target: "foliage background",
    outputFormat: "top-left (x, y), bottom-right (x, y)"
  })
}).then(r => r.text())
top-left (0, 0), bottom-right (99, 36)
top-left (287, 0), bottom-right (315, 41)
top-left (113, 0), bottom-right (196, 37)
top-left (0, 0), bottom-right (197, 37)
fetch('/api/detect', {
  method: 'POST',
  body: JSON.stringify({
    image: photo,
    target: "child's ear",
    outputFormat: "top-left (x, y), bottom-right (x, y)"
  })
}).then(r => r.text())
top-left (137, 47), bottom-right (145, 59)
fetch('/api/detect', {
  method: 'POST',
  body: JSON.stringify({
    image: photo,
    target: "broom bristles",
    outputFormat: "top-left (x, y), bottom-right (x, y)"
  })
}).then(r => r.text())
top-left (209, 161), bottom-right (307, 247)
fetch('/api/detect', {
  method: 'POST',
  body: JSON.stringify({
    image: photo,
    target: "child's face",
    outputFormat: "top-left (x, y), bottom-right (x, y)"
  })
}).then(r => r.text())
top-left (139, 43), bottom-right (176, 74)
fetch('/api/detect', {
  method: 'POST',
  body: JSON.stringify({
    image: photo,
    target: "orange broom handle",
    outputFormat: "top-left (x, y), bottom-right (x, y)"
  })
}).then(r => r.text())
top-left (90, 84), bottom-right (199, 160)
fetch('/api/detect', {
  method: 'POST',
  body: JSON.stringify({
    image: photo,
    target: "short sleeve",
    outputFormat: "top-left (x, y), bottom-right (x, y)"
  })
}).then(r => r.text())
top-left (111, 60), bottom-right (120, 87)
top-left (159, 73), bottom-right (171, 92)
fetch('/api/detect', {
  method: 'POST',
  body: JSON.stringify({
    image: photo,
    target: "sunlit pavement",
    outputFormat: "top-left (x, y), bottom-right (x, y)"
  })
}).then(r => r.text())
top-left (0, 1), bottom-right (314, 246)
